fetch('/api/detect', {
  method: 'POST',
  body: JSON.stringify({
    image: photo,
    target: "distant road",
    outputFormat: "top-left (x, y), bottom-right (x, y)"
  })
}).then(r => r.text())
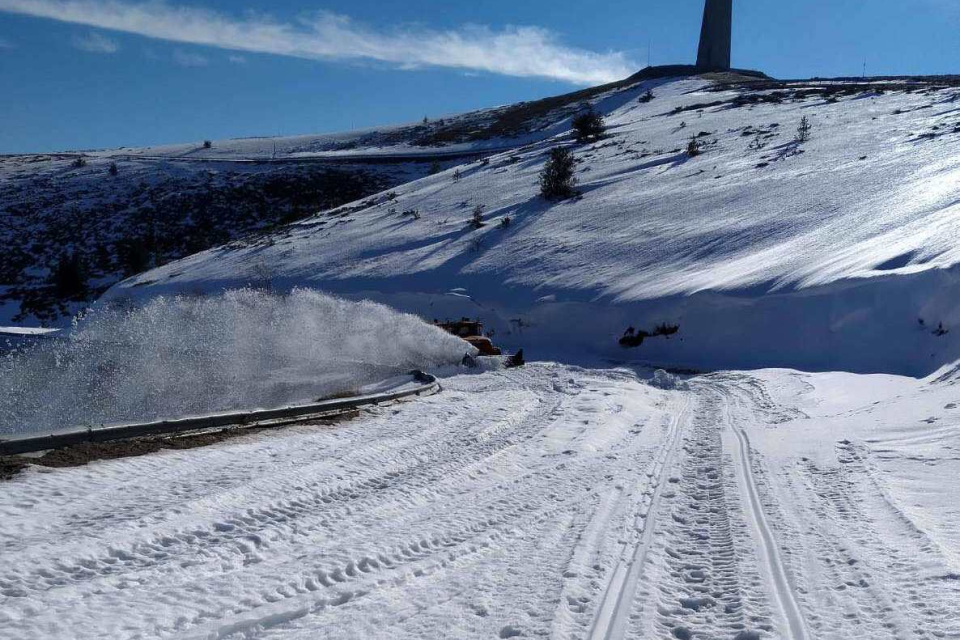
top-left (114, 144), bottom-right (526, 167)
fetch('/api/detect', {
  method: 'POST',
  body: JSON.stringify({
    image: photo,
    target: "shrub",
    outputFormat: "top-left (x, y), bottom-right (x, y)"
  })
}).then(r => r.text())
top-left (796, 116), bottom-right (812, 143)
top-left (71, 156), bottom-right (87, 168)
top-left (539, 147), bottom-right (578, 200)
top-left (50, 253), bottom-right (88, 298)
top-left (108, 162), bottom-right (119, 176)
top-left (117, 238), bottom-right (152, 276)
top-left (686, 136), bottom-right (703, 157)
top-left (453, 168), bottom-right (462, 183)
top-left (572, 106), bottom-right (605, 143)
top-left (500, 216), bottom-right (512, 229)
top-left (203, 140), bottom-right (212, 149)
top-left (639, 89), bottom-right (655, 103)
top-left (402, 209), bottom-right (421, 220)
top-left (470, 204), bottom-right (485, 228)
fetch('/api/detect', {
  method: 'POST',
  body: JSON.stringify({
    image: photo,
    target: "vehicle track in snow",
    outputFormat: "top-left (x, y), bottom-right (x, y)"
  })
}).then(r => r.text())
top-left (585, 396), bottom-right (692, 640)
top-left (724, 390), bottom-right (810, 640)
top-left (704, 371), bottom-right (960, 640)
top-left (0, 364), bottom-right (686, 640)
top-left (627, 385), bottom-right (776, 640)
top-left (5, 365), bottom-right (960, 639)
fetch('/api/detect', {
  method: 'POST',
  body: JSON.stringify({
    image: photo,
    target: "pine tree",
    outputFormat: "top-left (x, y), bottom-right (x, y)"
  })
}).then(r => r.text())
top-left (539, 147), bottom-right (578, 199)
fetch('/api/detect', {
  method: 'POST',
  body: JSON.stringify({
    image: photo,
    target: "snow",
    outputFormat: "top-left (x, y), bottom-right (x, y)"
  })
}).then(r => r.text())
top-left (6, 73), bottom-right (960, 639)
top-left (0, 289), bottom-right (471, 437)
top-left (107, 77), bottom-right (960, 375)
top-left (3, 363), bottom-right (959, 639)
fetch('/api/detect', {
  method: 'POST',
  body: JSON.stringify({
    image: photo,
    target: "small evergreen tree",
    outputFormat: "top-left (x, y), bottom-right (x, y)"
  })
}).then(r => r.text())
top-left (117, 238), bottom-right (152, 276)
top-left (50, 253), bottom-right (87, 298)
top-left (639, 89), bottom-right (655, 103)
top-left (108, 162), bottom-right (119, 176)
top-left (572, 106), bottom-right (605, 143)
top-left (470, 204), bottom-right (485, 228)
top-left (796, 116), bottom-right (812, 143)
top-left (203, 140), bottom-right (212, 149)
top-left (686, 135), bottom-right (702, 157)
top-left (539, 147), bottom-right (578, 200)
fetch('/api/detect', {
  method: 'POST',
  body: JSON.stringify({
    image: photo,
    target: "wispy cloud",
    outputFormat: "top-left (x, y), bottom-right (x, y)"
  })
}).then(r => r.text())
top-left (0, 0), bottom-right (637, 84)
top-left (173, 48), bottom-right (206, 66)
top-left (72, 30), bottom-right (118, 53)
top-left (228, 54), bottom-right (246, 64)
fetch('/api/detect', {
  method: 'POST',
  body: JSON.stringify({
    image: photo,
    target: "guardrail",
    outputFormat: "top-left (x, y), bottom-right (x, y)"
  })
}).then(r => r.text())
top-left (0, 371), bottom-right (440, 456)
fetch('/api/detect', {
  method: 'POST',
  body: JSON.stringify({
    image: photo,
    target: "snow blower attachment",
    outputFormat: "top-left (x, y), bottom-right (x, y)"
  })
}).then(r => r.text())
top-left (436, 318), bottom-right (524, 368)
top-left (435, 319), bottom-right (502, 356)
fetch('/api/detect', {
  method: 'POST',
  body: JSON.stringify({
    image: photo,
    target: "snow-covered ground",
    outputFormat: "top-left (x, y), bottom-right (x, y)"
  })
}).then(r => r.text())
top-left (3, 362), bottom-right (959, 639)
top-left (5, 72), bottom-right (960, 640)
top-left (109, 76), bottom-right (960, 376)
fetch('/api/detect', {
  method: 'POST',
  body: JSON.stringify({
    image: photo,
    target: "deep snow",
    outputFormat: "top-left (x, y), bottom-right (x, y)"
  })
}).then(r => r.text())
top-left (2, 363), bottom-right (958, 639)
top-left (108, 77), bottom-right (960, 376)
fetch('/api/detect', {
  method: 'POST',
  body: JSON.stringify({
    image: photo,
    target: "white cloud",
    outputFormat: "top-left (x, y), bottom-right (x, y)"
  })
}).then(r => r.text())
top-left (0, 0), bottom-right (637, 84)
top-left (173, 48), bottom-right (207, 67)
top-left (72, 30), bottom-right (118, 53)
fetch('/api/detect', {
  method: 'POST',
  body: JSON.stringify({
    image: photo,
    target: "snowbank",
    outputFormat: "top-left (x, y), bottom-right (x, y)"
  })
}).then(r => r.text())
top-left (0, 288), bottom-right (471, 436)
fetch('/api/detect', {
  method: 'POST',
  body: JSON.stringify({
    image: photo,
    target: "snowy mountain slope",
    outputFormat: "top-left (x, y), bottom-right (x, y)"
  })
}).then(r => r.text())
top-left (80, 67), bottom-right (688, 162)
top-left (1, 68), bottom-right (659, 326)
top-left (110, 75), bottom-right (960, 375)
top-left (3, 363), bottom-right (958, 639)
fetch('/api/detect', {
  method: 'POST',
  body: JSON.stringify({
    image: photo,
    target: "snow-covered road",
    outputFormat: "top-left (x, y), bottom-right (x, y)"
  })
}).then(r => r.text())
top-left (2, 363), bottom-right (960, 639)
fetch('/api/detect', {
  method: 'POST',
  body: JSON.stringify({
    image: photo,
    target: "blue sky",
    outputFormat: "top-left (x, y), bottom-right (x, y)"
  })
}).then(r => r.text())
top-left (1, 0), bottom-right (959, 153)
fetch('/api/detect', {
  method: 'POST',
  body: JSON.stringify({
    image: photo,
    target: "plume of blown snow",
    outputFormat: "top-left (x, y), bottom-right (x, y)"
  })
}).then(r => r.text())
top-left (0, 289), bottom-right (470, 436)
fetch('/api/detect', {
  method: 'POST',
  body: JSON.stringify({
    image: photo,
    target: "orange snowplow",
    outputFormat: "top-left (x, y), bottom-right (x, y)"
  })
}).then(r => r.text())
top-left (434, 318), bottom-right (502, 356)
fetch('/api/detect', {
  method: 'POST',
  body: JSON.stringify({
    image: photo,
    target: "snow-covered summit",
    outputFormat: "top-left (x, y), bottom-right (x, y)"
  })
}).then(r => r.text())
top-left (108, 74), bottom-right (960, 376)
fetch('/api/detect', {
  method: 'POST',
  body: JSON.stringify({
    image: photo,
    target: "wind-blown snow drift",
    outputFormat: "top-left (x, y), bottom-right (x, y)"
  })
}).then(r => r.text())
top-left (0, 288), bottom-right (469, 436)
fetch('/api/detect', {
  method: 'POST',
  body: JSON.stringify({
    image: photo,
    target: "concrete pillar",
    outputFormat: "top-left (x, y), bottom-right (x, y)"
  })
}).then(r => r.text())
top-left (696, 0), bottom-right (732, 71)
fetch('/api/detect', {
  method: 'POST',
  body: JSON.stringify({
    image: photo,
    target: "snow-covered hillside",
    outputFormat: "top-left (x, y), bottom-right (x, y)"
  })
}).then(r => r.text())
top-left (0, 68), bottom-right (618, 326)
top-left (109, 75), bottom-right (960, 376)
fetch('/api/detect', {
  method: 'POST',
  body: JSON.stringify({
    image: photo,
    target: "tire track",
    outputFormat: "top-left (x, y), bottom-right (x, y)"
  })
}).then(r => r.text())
top-left (587, 395), bottom-right (692, 640)
top-left (730, 419), bottom-right (810, 639)
top-left (707, 374), bottom-right (812, 640)
top-left (715, 377), bottom-right (811, 640)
